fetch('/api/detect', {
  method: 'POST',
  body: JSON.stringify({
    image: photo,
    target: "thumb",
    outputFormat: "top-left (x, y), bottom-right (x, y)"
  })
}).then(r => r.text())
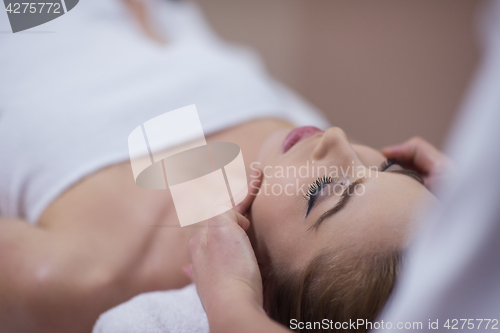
top-left (381, 144), bottom-right (404, 159)
top-left (208, 209), bottom-right (251, 232)
top-left (381, 138), bottom-right (439, 174)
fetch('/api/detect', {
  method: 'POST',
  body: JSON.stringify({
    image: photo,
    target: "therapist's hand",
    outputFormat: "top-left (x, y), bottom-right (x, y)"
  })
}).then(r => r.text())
top-left (382, 136), bottom-right (453, 193)
top-left (188, 171), bottom-right (263, 329)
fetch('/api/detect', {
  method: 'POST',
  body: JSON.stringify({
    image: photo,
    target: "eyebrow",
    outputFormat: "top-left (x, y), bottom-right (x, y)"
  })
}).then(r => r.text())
top-left (309, 169), bottom-right (425, 230)
top-left (308, 177), bottom-right (364, 230)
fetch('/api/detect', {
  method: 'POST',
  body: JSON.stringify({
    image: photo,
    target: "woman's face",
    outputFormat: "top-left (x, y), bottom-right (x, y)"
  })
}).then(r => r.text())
top-left (248, 126), bottom-right (436, 272)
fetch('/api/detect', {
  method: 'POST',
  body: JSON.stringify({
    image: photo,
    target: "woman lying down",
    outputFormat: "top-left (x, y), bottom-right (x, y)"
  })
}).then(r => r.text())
top-left (93, 128), bottom-right (448, 333)
top-left (0, 0), bottom-right (450, 332)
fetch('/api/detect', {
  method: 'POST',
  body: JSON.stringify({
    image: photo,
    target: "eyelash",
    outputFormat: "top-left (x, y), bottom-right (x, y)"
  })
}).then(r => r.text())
top-left (305, 159), bottom-right (400, 201)
top-left (305, 159), bottom-right (398, 200)
top-left (304, 175), bottom-right (337, 201)
top-left (304, 159), bottom-right (403, 217)
top-left (380, 158), bottom-right (399, 171)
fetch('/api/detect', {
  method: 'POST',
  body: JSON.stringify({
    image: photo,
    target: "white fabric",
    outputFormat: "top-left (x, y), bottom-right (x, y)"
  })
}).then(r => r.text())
top-left (377, 0), bottom-right (500, 330)
top-left (0, 0), bottom-right (328, 224)
top-left (92, 284), bottom-right (208, 333)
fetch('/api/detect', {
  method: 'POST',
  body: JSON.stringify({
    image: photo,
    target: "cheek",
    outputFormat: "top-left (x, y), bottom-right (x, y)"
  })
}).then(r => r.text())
top-left (257, 177), bottom-right (305, 219)
top-left (250, 177), bottom-right (304, 241)
top-left (353, 145), bottom-right (386, 168)
top-left (249, 187), bottom-right (284, 263)
top-left (252, 176), bottom-right (306, 228)
top-left (256, 129), bottom-right (289, 165)
top-left (251, 179), bottom-right (292, 231)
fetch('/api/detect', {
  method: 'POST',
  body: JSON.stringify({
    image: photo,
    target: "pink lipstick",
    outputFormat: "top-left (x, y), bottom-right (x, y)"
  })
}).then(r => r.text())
top-left (282, 126), bottom-right (323, 153)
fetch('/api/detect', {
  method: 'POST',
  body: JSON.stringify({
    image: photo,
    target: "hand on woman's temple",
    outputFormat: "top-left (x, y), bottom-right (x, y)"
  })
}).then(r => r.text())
top-left (188, 171), bottom-right (268, 331)
top-left (382, 136), bottom-right (454, 193)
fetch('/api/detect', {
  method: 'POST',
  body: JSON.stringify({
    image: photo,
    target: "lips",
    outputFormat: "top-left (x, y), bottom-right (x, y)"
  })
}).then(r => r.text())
top-left (282, 126), bottom-right (323, 153)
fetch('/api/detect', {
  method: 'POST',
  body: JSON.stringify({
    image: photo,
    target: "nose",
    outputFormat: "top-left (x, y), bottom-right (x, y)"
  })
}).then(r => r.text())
top-left (312, 127), bottom-right (359, 163)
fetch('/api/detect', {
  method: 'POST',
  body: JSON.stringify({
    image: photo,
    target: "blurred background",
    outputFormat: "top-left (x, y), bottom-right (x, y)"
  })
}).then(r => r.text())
top-left (193, 0), bottom-right (480, 149)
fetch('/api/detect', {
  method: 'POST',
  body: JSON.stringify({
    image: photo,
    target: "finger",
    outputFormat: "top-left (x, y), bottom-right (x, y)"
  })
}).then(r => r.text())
top-left (183, 264), bottom-right (193, 281)
top-left (381, 137), bottom-right (442, 174)
top-left (188, 234), bottom-right (204, 284)
top-left (210, 209), bottom-right (251, 231)
top-left (235, 169), bottom-right (262, 215)
top-left (231, 210), bottom-right (251, 231)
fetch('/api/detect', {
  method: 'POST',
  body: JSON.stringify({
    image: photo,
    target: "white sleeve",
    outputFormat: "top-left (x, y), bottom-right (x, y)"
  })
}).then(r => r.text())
top-left (377, 1), bottom-right (500, 330)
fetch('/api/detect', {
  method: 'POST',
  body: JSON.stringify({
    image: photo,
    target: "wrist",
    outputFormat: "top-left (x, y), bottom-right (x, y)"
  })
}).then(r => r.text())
top-left (206, 287), bottom-right (265, 332)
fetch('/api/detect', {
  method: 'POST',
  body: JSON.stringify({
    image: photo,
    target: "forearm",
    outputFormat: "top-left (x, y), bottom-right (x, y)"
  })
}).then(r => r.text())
top-left (208, 298), bottom-right (290, 333)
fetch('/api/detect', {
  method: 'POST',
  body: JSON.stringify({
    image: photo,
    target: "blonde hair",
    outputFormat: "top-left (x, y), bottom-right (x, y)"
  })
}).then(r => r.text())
top-left (264, 248), bottom-right (402, 332)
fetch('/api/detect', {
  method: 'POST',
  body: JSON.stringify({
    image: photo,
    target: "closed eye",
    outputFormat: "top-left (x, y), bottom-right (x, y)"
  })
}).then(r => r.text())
top-left (304, 175), bottom-right (337, 216)
top-left (380, 159), bottom-right (424, 185)
top-left (308, 161), bottom-right (426, 231)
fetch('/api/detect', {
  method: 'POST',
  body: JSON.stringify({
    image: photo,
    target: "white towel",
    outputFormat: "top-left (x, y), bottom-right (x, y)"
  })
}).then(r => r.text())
top-left (92, 284), bottom-right (209, 333)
